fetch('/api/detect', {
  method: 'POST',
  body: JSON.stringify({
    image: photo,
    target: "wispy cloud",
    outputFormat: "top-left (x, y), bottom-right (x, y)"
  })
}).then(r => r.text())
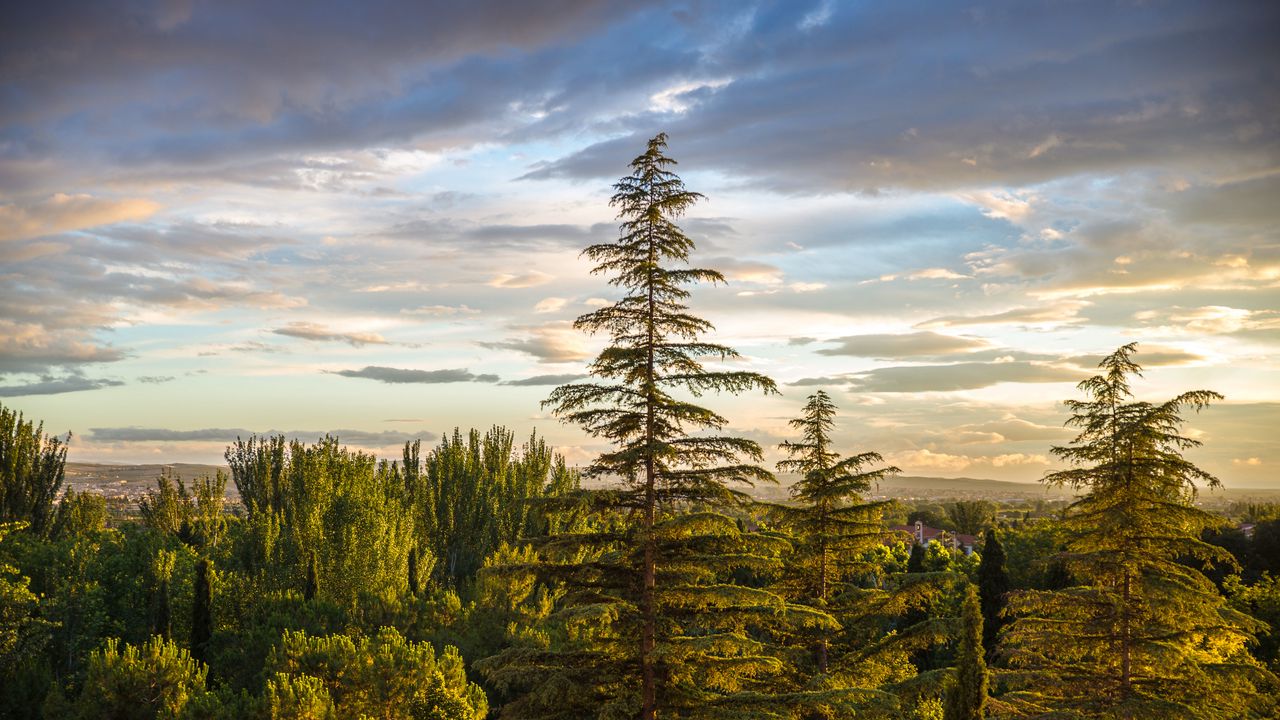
top-left (272, 322), bottom-right (388, 346)
top-left (330, 366), bottom-right (499, 384)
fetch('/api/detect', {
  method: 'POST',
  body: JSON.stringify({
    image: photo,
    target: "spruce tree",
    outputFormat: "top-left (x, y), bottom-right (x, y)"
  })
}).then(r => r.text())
top-left (480, 133), bottom-right (793, 719)
top-left (772, 390), bottom-right (898, 673)
top-left (191, 558), bottom-right (212, 665)
top-left (1001, 343), bottom-right (1277, 717)
top-left (944, 583), bottom-right (987, 720)
top-left (976, 529), bottom-right (1007, 663)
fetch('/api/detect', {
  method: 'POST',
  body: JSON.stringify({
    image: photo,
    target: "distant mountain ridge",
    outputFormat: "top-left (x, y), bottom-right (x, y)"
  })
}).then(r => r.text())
top-left (63, 462), bottom-right (1278, 501)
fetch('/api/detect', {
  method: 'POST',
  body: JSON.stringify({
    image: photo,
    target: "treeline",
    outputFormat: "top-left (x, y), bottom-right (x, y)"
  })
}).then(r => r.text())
top-left (2, 134), bottom-right (1279, 719)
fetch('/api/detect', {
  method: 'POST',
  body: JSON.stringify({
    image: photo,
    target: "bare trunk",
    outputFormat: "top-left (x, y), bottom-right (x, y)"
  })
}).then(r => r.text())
top-left (641, 220), bottom-right (658, 720)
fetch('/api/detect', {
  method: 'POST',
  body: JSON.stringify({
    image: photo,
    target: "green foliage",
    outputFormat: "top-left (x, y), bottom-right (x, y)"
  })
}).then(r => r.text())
top-left (0, 522), bottom-right (50, 687)
top-left (403, 427), bottom-right (578, 588)
top-left (1227, 573), bottom-right (1280, 671)
top-left (487, 133), bottom-right (790, 719)
top-left (945, 502), bottom-right (995, 537)
top-left (53, 488), bottom-right (109, 538)
top-left (975, 529), bottom-right (1007, 662)
top-left (69, 636), bottom-right (208, 719)
top-left (942, 584), bottom-right (986, 720)
top-left (191, 558), bottom-right (212, 665)
top-left (226, 436), bottom-right (415, 608)
top-left (267, 627), bottom-right (486, 720)
top-left (769, 390), bottom-right (899, 678)
top-left (0, 402), bottom-right (67, 537)
top-left (264, 673), bottom-right (337, 719)
top-left (1002, 343), bottom-right (1277, 717)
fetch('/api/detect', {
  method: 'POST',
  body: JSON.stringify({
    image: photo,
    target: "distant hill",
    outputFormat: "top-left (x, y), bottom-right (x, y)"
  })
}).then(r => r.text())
top-left (65, 462), bottom-right (233, 500)
top-left (63, 463), bottom-right (1280, 504)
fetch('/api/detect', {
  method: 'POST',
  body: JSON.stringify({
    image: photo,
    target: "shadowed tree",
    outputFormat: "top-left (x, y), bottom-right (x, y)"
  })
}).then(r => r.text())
top-left (976, 529), bottom-right (1007, 663)
top-left (944, 583), bottom-right (987, 720)
top-left (190, 558), bottom-right (212, 666)
top-left (1001, 343), bottom-right (1277, 717)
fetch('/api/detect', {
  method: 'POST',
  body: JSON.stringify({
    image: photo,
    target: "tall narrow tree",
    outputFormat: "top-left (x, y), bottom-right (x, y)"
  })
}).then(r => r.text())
top-left (1002, 343), bottom-right (1276, 717)
top-left (944, 583), bottom-right (987, 720)
top-left (976, 529), bottom-right (1007, 662)
top-left (772, 390), bottom-right (899, 673)
top-left (191, 558), bottom-right (212, 665)
top-left (482, 133), bottom-right (788, 719)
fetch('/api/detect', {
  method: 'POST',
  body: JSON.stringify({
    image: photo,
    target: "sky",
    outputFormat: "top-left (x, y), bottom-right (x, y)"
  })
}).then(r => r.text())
top-left (1, 0), bottom-right (1278, 487)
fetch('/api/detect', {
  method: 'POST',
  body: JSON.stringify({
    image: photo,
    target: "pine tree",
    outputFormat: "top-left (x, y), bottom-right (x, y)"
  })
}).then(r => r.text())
top-left (771, 390), bottom-right (898, 673)
top-left (1001, 343), bottom-right (1277, 717)
top-left (481, 133), bottom-right (795, 719)
top-left (191, 558), bottom-right (212, 666)
top-left (976, 529), bottom-right (1007, 662)
top-left (943, 583), bottom-right (987, 720)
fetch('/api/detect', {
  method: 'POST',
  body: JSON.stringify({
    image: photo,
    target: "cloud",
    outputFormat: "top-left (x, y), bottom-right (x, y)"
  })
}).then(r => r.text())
top-left (480, 323), bottom-right (591, 363)
top-left (502, 373), bottom-right (588, 386)
top-left (534, 297), bottom-right (569, 313)
top-left (136, 375), bottom-right (175, 384)
top-left (891, 449), bottom-right (973, 472)
top-left (330, 366), bottom-right (499, 384)
top-left (0, 319), bottom-right (126, 374)
top-left (0, 194), bottom-right (160, 242)
top-left (849, 361), bottom-right (1080, 393)
top-left (400, 304), bottom-right (479, 317)
top-left (87, 427), bottom-right (438, 446)
top-left (271, 321), bottom-right (388, 347)
top-left (524, 2), bottom-right (1279, 194)
top-left (816, 332), bottom-right (988, 359)
top-left (488, 271), bottom-right (554, 288)
top-left (918, 302), bottom-right (1088, 329)
top-left (0, 374), bottom-right (124, 397)
top-left (1067, 347), bottom-right (1203, 369)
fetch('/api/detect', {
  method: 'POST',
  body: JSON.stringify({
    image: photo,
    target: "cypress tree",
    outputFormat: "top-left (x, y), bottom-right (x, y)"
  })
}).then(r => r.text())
top-left (976, 528), bottom-right (1007, 662)
top-left (304, 552), bottom-right (318, 602)
top-left (944, 583), bottom-right (987, 720)
top-left (1002, 343), bottom-right (1277, 717)
top-left (772, 390), bottom-right (898, 673)
top-left (151, 550), bottom-right (174, 640)
top-left (191, 558), bottom-right (212, 665)
top-left (481, 133), bottom-right (797, 719)
top-left (407, 544), bottom-right (420, 596)
top-left (907, 541), bottom-right (925, 574)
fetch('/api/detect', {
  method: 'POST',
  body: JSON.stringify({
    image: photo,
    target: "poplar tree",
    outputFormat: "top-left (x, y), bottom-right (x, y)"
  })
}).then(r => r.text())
top-left (482, 133), bottom-right (788, 719)
top-left (0, 403), bottom-right (67, 537)
top-left (772, 390), bottom-right (898, 673)
top-left (1001, 343), bottom-right (1277, 717)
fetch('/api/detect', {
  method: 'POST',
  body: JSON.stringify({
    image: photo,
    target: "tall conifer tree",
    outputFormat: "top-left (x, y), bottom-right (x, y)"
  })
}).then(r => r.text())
top-left (772, 390), bottom-right (898, 673)
top-left (1001, 343), bottom-right (1276, 717)
top-left (976, 529), bottom-right (1007, 663)
top-left (481, 133), bottom-right (792, 719)
top-left (191, 558), bottom-right (212, 665)
top-left (944, 583), bottom-right (987, 720)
